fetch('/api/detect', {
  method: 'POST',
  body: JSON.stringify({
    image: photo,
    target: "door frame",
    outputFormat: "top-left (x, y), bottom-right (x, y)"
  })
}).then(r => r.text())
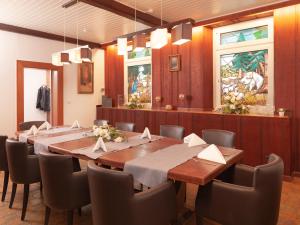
top-left (16, 60), bottom-right (64, 130)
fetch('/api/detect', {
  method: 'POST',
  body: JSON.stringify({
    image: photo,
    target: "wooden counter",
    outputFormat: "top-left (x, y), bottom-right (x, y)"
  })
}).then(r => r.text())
top-left (96, 106), bottom-right (292, 175)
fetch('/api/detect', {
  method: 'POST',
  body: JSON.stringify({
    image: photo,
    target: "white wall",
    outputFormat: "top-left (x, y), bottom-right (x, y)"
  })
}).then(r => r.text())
top-left (24, 68), bottom-right (48, 122)
top-left (0, 30), bottom-right (105, 136)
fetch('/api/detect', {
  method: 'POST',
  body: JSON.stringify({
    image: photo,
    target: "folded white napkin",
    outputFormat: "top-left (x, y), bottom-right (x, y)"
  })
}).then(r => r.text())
top-left (197, 144), bottom-right (226, 164)
top-left (141, 127), bottom-right (151, 140)
top-left (27, 125), bottom-right (39, 136)
top-left (38, 121), bottom-right (52, 131)
top-left (71, 120), bottom-right (80, 129)
top-left (93, 137), bottom-right (107, 152)
top-left (184, 133), bottom-right (206, 147)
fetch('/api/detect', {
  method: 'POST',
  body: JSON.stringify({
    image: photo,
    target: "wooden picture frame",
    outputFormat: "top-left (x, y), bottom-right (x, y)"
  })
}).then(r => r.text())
top-left (169, 55), bottom-right (181, 71)
top-left (78, 62), bottom-right (94, 94)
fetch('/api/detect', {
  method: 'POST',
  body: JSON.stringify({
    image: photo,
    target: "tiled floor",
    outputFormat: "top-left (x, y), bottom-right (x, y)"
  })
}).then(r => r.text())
top-left (0, 171), bottom-right (300, 225)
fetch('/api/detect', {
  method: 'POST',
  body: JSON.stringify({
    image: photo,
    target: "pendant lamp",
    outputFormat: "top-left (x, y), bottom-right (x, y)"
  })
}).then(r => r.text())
top-left (117, 37), bottom-right (127, 55)
top-left (171, 23), bottom-right (192, 45)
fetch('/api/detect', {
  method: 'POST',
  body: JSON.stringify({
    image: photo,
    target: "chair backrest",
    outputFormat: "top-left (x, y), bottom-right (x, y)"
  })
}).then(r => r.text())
top-left (94, 119), bottom-right (109, 126)
top-left (116, 122), bottom-right (135, 132)
top-left (0, 135), bottom-right (8, 172)
top-left (253, 154), bottom-right (284, 225)
top-left (87, 161), bottom-right (135, 225)
top-left (202, 129), bottom-right (235, 148)
top-left (6, 139), bottom-right (30, 183)
top-left (19, 121), bottom-right (45, 131)
top-left (160, 125), bottom-right (185, 140)
top-left (38, 152), bottom-right (74, 210)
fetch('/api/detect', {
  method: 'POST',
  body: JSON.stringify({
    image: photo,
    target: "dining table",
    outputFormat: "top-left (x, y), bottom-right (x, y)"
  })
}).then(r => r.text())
top-left (20, 126), bottom-right (244, 186)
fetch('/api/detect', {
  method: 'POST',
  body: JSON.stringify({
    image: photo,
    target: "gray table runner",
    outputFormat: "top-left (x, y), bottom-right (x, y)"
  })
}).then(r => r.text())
top-left (34, 130), bottom-right (93, 154)
top-left (19, 127), bottom-right (80, 143)
top-left (124, 143), bottom-right (207, 187)
top-left (72, 135), bottom-right (163, 159)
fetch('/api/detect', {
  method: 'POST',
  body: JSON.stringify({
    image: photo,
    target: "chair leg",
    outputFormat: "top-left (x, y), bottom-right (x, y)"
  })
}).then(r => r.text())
top-left (44, 206), bottom-right (51, 225)
top-left (67, 210), bottom-right (73, 225)
top-left (1, 171), bottom-right (9, 202)
top-left (21, 184), bottom-right (30, 220)
top-left (9, 183), bottom-right (17, 208)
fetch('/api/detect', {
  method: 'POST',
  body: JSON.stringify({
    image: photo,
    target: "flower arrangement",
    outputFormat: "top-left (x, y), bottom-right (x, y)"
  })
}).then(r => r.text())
top-left (222, 92), bottom-right (249, 114)
top-left (127, 93), bottom-right (144, 109)
top-left (93, 125), bottom-right (125, 143)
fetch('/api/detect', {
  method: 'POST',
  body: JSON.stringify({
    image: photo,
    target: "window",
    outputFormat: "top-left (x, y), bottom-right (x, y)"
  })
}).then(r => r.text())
top-left (214, 17), bottom-right (274, 113)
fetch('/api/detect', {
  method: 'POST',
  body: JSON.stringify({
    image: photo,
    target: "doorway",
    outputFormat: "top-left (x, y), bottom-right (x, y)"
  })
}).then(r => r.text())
top-left (16, 60), bottom-right (63, 130)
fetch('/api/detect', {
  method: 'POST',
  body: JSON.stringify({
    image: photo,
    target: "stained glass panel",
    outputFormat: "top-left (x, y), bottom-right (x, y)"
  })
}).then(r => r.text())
top-left (220, 25), bottom-right (268, 45)
top-left (128, 48), bottom-right (151, 59)
top-left (220, 49), bottom-right (268, 105)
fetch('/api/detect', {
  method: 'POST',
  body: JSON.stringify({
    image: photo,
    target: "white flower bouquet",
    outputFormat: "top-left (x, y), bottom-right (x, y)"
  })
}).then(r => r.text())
top-left (127, 93), bottom-right (144, 109)
top-left (93, 125), bottom-right (125, 143)
top-left (222, 92), bottom-right (249, 114)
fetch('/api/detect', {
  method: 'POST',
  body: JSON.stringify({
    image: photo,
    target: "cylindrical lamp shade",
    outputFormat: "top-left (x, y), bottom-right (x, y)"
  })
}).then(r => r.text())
top-left (52, 52), bottom-right (63, 66)
top-left (133, 33), bottom-right (146, 52)
top-left (81, 47), bottom-right (92, 62)
top-left (150, 28), bottom-right (168, 49)
top-left (171, 23), bottom-right (192, 45)
top-left (117, 38), bottom-right (127, 55)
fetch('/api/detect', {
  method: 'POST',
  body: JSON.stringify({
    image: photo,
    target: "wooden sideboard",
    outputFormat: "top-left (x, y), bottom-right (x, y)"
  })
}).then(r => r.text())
top-left (96, 106), bottom-right (292, 175)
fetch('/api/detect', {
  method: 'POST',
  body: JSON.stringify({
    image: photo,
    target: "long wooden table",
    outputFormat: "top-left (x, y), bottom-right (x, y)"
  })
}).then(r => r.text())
top-left (24, 128), bottom-right (244, 186)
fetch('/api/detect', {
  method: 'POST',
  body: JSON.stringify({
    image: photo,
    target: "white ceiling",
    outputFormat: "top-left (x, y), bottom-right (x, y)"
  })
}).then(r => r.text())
top-left (0, 0), bottom-right (287, 44)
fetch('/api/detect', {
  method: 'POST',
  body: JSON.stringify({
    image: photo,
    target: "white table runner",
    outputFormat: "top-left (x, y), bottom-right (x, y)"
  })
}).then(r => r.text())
top-left (34, 130), bottom-right (93, 154)
top-left (124, 143), bottom-right (208, 187)
top-left (72, 135), bottom-right (163, 160)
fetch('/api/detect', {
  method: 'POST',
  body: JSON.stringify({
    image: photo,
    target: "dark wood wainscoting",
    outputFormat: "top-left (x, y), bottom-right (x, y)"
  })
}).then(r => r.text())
top-left (96, 107), bottom-right (292, 176)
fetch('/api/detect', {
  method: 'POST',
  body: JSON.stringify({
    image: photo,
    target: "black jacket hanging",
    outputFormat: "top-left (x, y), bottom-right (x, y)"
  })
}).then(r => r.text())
top-left (36, 86), bottom-right (51, 112)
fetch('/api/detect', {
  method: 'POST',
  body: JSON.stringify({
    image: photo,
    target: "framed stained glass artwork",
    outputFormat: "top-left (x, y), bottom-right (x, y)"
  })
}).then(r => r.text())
top-left (128, 47), bottom-right (151, 60)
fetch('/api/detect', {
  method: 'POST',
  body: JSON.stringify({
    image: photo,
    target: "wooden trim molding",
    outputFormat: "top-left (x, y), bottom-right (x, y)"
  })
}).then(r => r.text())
top-left (0, 23), bottom-right (101, 49)
top-left (16, 60), bottom-right (64, 130)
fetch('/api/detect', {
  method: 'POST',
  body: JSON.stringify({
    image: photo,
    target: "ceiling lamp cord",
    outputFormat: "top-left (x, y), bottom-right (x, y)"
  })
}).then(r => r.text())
top-left (76, 0), bottom-right (79, 47)
top-left (63, 6), bottom-right (66, 51)
top-left (134, 0), bottom-right (137, 32)
top-left (160, 0), bottom-right (163, 27)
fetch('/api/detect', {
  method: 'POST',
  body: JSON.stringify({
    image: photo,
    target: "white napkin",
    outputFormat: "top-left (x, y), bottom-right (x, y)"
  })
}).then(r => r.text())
top-left (38, 121), bottom-right (52, 131)
top-left (197, 144), bottom-right (226, 164)
top-left (140, 127), bottom-right (151, 140)
top-left (184, 133), bottom-right (206, 147)
top-left (27, 125), bottom-right (39, 136)
top-left (71, 120), bottom-right (80, 129)
top-left (93, 137), bottom-right (107, 152)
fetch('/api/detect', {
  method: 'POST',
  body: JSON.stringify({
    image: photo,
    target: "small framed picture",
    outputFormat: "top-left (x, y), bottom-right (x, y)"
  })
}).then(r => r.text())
top-left (169, 55), bottom-right (181, 72)
top-left (78, 62), bottom-right (94, 94)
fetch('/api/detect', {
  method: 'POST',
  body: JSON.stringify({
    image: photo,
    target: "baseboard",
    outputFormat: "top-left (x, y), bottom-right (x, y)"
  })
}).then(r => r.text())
top-left (283, 175), bottom-right (293, 182)
top-left (292, 171), bottom-right (300, 177)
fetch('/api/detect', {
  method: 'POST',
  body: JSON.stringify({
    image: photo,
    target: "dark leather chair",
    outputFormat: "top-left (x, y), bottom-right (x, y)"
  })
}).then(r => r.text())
top-left (6, 139), bottom-right (41, 220)
top-left (195, 154), bottom-right (284, 225)
top-left (116, 122), bottom-right (135, 132)
top-left (87, 161), bottom-right (177, 225)
top-left (94, 119), bottom-right (109, 126)
top-left (160, 125), bottom-right (185, 140)
top-left (39, 152), bottom-right (90, 225)
top-left (202, 129), bottom-right (235, 148)
top-left (0, 136), bottom-right (8, 202)
top-left (18, 121), bottom-right (45, 131)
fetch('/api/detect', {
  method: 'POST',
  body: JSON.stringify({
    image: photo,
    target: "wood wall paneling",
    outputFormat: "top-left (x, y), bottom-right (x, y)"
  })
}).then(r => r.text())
top-left (239, 117), bottom-right (263, 166)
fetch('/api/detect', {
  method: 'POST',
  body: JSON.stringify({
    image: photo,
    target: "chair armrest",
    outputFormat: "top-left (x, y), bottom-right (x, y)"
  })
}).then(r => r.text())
top-left (196, 179), bottom-right (257, 223)
top-left (233, 164), bottom-right (255, 187)
top-left (132, 181), bottom-right (177, 225)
